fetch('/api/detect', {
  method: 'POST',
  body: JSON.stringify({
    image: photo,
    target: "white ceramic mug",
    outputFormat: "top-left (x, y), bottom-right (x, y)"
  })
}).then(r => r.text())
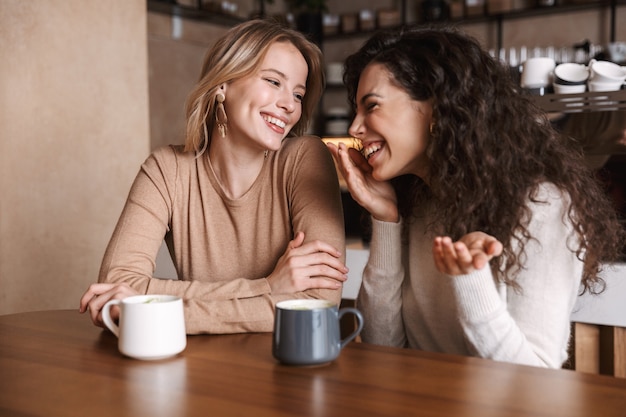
top-left (102, 294), bottom-right (186, 360)
top-left (588, 59), bottom-right (626, 84)
top-left (587, 81), bottom-right (623, 92)
top-left (553, 62), bottom-right (589, 85)
top-left (521, 57), bottom-right (556, 89)
top-left (553, 83), bottom-right (586, 94)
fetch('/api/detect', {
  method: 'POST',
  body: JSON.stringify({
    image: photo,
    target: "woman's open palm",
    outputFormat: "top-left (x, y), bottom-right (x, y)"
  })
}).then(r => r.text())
top-left (433, 232), bottom-right (503, 276)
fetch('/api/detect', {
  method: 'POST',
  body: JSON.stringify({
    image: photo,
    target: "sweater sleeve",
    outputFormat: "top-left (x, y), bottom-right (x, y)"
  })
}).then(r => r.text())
top-left (283, 136), bottom-right (346, 307)
top-left (450, 184), bottom-right (581, 368)
top-left (357, 217), bottom-right (407, 347)
top-left (98, 148), bottom-right (175, 293)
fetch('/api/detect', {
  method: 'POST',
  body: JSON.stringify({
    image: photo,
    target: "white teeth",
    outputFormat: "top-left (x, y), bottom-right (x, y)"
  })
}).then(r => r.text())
top-left (363, 144), bottom-right (381, 160)
top-left (264, 116), bottom-right (286, 129)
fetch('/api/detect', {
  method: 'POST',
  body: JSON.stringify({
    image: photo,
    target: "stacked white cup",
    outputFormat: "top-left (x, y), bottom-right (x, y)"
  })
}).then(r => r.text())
top-left (587, 59), bottom-right (626, 92)
top-left (553, 62), bottom-right (589, 94)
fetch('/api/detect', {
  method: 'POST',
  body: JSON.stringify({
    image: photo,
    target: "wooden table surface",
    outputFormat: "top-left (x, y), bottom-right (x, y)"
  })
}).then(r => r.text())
top-left (1, 310), bottom-right (625, 417)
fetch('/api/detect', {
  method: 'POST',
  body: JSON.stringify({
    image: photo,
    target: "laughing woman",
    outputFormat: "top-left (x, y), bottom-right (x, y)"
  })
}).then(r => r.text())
top-left (327, 25), bottom-right (624, 368)
top-left (80, 20), bottom-right (347, 334)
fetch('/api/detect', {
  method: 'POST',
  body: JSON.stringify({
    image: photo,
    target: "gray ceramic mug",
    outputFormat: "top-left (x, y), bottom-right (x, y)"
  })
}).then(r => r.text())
top-left (272, 299), bottom-right (364, 366)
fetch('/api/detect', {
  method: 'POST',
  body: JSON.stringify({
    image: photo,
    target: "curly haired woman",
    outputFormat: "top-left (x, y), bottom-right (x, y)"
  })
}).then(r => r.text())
top-left (327, 25), bottom-right (624, 368)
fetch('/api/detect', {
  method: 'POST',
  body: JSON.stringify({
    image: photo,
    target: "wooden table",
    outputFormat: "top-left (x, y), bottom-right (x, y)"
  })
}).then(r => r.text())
top-left (1, 310), bottom-right (625, 417)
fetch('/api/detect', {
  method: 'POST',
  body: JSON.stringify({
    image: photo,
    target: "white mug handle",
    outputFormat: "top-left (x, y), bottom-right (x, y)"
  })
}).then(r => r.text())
top-left (101, 299), bottom-right (122, 337)
top-left (588, 59), bottom-right (596, 80)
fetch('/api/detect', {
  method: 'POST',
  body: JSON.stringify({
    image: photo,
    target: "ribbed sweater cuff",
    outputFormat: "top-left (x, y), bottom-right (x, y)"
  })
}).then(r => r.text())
top-left (368, 217), bottom-right (403, 272)
top-left (450, 266), bottom-right (503, 322)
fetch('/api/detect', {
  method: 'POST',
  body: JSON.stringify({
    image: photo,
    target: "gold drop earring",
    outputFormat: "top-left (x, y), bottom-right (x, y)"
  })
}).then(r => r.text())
top-left (215, 92), bottom-right (228, 138)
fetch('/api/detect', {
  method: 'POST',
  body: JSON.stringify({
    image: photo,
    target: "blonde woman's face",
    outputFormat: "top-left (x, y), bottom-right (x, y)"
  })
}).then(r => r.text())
top-left (349, 63), bottom-right (433, 181)
top-left (222, 41), bottom-right (308, 152)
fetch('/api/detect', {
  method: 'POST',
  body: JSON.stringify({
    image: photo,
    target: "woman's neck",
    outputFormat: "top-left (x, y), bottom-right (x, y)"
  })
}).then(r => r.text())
top-left (208, 137), bottom-right (266, 200)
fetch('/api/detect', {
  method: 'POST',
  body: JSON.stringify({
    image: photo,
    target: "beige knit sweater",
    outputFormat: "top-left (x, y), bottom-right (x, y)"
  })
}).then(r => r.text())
top-left (358, 183), bottom-right (582, 368)
top-left (98, 136), bottom-right (345, 334)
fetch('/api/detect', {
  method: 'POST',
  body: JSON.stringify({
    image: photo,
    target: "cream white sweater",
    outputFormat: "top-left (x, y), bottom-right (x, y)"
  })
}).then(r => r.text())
top-left (358, 183), bottom-right (582, 368)
top-left (99, 136), bottom-right (345, 334)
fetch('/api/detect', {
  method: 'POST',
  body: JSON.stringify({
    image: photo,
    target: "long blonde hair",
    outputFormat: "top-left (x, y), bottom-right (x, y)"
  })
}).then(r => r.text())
top-left (184, 19), bottom-right (325, 155)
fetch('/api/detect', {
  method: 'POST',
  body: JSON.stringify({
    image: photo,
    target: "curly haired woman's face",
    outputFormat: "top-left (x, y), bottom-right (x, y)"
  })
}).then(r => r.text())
top-left (349, 63), bottom-right (433, 182)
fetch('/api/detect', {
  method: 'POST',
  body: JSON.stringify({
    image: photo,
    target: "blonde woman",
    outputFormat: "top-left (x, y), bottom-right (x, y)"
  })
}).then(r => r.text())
top-left (80, 20), bottom-right (347, 334)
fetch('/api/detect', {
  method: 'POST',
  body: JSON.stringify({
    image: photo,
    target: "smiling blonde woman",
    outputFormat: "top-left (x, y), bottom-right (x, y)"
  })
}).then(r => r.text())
top-left (80, 19), bottom-right (347, 334)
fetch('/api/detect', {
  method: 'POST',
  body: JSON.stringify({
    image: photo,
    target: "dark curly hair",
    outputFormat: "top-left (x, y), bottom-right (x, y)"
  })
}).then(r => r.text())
top-left (343, 24), bottom-right (624, 294)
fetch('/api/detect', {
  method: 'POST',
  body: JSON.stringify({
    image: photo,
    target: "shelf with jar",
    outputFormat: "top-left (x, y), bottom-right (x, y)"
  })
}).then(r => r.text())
top-left (321, 6), bottom-right (407, 41)
top-left (147, 0), bottom-right (246, 25)
top-left (422, 0), bottom-right (624, 53)
top-left (315, 0), bottom-right (626, 48)
top-left (444, 0), bottom-right (623, 23)
top-left (148, 0), bottom-right (624, 39)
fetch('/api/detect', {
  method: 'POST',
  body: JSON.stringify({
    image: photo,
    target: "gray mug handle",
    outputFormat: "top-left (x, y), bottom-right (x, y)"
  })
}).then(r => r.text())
top-left (338, 307), bottom-right (364, 349)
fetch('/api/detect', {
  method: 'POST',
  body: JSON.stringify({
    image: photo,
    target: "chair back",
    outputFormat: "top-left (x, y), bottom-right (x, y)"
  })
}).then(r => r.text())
top-left (568, 263), bottom-right (626, 377)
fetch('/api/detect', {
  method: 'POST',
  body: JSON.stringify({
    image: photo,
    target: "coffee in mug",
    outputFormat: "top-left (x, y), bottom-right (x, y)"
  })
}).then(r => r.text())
top-left (272, 299), bottom-right (364, 366)
top-left (102, 294), bottom-right (186, 360)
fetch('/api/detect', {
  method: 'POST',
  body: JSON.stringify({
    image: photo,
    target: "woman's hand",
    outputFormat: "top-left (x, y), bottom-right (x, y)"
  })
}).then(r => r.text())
top-left (433, 232), bottom-right (503, 276)
top-left (78, 282), bottom-right (139, 328)
top-left (267, 231), bottom-right (348, 294)
top-left (327, 142), bottom-right (399, 223)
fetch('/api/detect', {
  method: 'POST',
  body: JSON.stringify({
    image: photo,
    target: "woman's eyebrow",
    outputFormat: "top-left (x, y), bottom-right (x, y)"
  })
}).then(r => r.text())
top-left (359, 92), bottom-right (380, 105)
